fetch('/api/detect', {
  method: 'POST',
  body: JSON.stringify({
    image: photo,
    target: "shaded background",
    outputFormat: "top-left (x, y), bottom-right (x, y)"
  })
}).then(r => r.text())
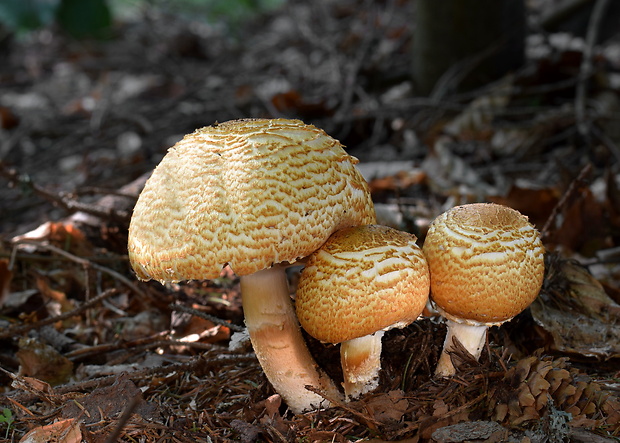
top-left (0, 0), bottom-right (619, 441)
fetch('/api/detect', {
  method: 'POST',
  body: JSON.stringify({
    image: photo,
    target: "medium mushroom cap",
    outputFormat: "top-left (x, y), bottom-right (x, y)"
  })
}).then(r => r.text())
top-left (422, 203), bottom-right (545, 324)
top-left (296, 225), bottom-right (430, 344)
top-left (128, 118), bottom-right (376, 282)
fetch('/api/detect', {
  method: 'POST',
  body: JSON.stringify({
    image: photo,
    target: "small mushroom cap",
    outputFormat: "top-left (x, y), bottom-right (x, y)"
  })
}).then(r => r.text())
top-left (422, 203), bottom-right (545, 325)
top-left (128, 118), bottom-right (376, 282)
top-left (296, 225), bottom-right (430, 344)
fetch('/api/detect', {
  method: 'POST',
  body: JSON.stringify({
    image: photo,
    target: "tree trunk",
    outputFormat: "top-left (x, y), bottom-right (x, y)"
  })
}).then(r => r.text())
top-left (412, 0), bottom-right (526, 96)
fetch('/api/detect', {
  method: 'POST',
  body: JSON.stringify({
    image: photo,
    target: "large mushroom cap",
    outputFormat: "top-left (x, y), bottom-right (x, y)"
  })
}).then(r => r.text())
top-left (296, 225), bottom-right (430, 344)
top-left (422, 203), bottom-right (545, 324)
top-left (128, 118), bottom-right (376, 282)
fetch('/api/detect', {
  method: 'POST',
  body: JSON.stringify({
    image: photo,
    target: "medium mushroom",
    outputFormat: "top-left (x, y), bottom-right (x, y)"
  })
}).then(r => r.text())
top-left (422, 203), bottom-right (545, 377)
top-left (295, 224), bottom-right (430, 399)
top-left (128, 118), bottom-right (376, 413)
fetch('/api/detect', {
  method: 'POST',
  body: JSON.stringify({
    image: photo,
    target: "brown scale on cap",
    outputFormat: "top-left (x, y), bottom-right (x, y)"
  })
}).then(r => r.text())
top-left (297, 225), bottom-right (429, 344)
top-left (423, 203), bottom-right (545, 377)
top-left (128, 118), bottom-right (375, 282)
top-left (296, 225), bottom-right (429, 399)
top-left (423, 203), bottom-right (545, 325)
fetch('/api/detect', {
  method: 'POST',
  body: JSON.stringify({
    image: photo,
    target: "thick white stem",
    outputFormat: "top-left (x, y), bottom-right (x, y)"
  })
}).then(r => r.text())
top-left (240, 267), bottom-right (342, 413)
top-left (340, 331), bottom-right (384, 399)
top-left (435, 319), bottom-right (488, 377)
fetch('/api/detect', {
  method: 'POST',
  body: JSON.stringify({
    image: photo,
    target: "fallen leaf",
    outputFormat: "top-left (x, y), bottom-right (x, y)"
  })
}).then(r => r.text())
top-left (60, 374), bottom-right (160, 424)
top-left (532, 256), bottom-right (620, 358)
top-left (16, 338), bottom-right (74, 386)
top-left (19, 418), bottom-right (81, 443)
top-left (366, 390), bottom-right (409, 423)
top-left (13, 221), bottom-right (92, 257)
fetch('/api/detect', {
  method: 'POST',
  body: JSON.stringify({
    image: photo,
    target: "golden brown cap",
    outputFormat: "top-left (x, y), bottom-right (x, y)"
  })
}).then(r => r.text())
top-left (128, 118), bottom-right (376, 282)
top-left (422, 203), bottom-right (545, 325)
top-left (296, 225), bottom-right (430, 343)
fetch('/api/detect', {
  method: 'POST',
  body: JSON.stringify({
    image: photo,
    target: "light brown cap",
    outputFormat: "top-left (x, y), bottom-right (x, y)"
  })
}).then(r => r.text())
top-left (296, 225), bottom-right (430, 344)
top-left (422, 203), bottom-right (545, 325)
top-left (128, 118), bottom-right (376, 283)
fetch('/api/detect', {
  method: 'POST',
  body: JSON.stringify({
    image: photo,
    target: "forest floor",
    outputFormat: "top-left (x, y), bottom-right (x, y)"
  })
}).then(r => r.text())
top-left (0, 1), bottom-right (619, 442)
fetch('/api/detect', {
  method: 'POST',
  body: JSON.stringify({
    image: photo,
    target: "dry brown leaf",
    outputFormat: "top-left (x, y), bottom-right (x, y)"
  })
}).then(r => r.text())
top-left (13, 221), bottom-right (92, 257)
top-left (16, 338), bottom-right (73, 386)
top-left (19, 418), bottom-right (81, 443)
top-left (488, 185), bottom-right (559, 227)
top-left (6, 371), bottom-right (56, 404)
top-left (60, 374), bottom-right (160, 424)
top-left (532, 257), bottom-right (620, 358)
top-left (365, 390), bottom-right (408, 423)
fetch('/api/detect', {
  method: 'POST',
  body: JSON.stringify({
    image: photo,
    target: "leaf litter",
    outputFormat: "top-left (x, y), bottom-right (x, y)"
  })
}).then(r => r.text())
top-left (0, 0), bottom-right (619, 441)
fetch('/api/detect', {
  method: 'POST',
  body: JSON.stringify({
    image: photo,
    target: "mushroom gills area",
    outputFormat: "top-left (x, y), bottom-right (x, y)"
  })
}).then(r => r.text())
top-left (239, 267), bottom-right (342, 412)
top-left (435, 319), bottom-right (488, 377)
top-left (340, 331), bottom-right (384, 399)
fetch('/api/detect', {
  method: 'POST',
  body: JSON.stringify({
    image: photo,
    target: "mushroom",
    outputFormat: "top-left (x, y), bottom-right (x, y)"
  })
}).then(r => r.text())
top-left (422, 203), bottom-right (545, 377)
top-left (127, 118), bottom-right (376, 413)
top-left (295, 224), bottom-right (430, 399)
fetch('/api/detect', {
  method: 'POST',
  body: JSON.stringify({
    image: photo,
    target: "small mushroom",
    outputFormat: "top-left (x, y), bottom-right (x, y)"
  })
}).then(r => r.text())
top-left (422, 203), bottom-right (545, 377)
top-left (128, 118), bottom-right (376, 413)
top-left (296, 225), bottom-right (430, 399)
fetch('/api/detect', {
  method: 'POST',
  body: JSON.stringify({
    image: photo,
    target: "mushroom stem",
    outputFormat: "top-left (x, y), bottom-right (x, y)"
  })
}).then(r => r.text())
top-left (240, 266), bottom-right (342, 413)
top-left (340, 331), bottom-right (384, 399)
top-left (435, 319), bottom-right (487, 377)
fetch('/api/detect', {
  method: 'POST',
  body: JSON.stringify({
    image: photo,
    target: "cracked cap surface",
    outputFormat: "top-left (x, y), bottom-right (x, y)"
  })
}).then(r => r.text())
top-left (296, 225), bottom-right (430, 343)
top-left (128, 118), bottom-right (376, 283)
top-left (422, 203), bottom-right (545, 325)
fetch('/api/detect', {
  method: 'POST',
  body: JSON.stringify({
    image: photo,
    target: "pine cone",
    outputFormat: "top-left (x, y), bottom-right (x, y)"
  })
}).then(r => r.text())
top-left (493, 355), bottom-right (619, 431)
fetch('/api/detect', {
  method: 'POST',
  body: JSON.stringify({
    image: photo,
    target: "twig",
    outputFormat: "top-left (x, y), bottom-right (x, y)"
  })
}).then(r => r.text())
top-left (430, 41), bottom-right (503, 102)
top-left (304, 385), bottom-right (381, 427)
top-left (401, 331), bottom-right (431, 392)
top-left (590, 124), bottom-right (620, 165)
top-left (60, 352), bottom-right (256, 395)
top-left (103, 393), bottom-right (142, 443)
top-left (75, 186), bottom-right (139, 200)
top-left (170, 303), bottom-right (245, 332)
top-left (0, 162), bottom-right (130, 222)
top-left (575, 0), bottom-right (610, 138)
top-left (11, 239), bottom-right (147, 299)
top-left (0, 352), bottom-right (258, 405)
top-left (66, 337), bottom-right (214, 361)
top-left (540, 163), bottom-right (593, 242)
top-left (0, 288), bottom-right (119, 339)
top-left (333, 0), bottom-right (377, 123)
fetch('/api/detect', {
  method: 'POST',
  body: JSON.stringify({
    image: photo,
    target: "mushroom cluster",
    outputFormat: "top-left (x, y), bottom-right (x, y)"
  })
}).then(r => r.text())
top-left (128, 118), bottom-right (375, 413)
top-left (128, 117), bottom-right (546, 414)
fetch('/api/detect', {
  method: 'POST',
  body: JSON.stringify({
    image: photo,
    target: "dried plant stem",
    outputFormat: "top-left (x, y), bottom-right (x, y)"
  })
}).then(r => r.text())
top-left (12, 239), bottom-right (146, 299)
top-left (64, 335), bottom-right (213, 361)
top-left (540, 163), bottom-right (592, 242)
top-left (0, 163), bottom-right (130, 222)
top-left (0, 288), bottom-right (118, 339)
top-left (170, 303), bottom-right (244, 332)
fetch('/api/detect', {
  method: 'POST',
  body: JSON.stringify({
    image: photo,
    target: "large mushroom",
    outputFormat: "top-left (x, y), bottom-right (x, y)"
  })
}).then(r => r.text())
top-left (422, 203), bottom-right (545, 377)
top-left (296, 224), bottom-right (430, 399)
top-left (128, 118), bottom-right (376, 413)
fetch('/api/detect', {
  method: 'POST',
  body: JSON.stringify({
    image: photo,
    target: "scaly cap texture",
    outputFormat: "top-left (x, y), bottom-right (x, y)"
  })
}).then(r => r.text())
top-left (423, 203), bottom-right (545, 324)
top-left (296, 225), bottom-right (430, 343)
top-left (128, 118), bottom-right (376, 282)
